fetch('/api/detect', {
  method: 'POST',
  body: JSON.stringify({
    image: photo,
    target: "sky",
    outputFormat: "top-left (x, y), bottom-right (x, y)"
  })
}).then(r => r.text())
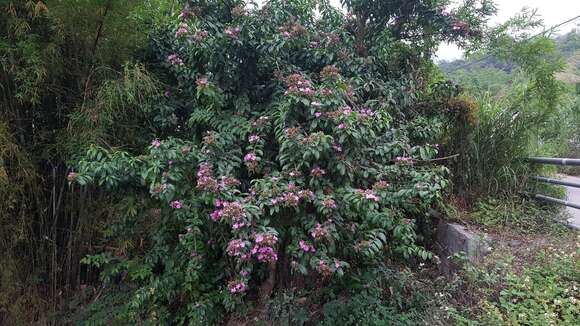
top-left (436, 0), bottom-right (580, 61)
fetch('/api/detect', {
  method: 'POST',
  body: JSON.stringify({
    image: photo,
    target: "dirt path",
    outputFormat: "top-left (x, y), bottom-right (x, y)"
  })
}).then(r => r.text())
top-left (561, 175), bottom-right (580, 230)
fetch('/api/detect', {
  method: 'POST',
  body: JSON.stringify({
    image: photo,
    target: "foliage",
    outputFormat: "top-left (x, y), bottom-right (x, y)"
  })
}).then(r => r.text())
top-left (67, 0), bottom-right (495, 323)
top-left (440, 12), bottom-right (569, 199)
top-left (477, 246), bottom-right (580, 325)
top-left (0, 0), bottom-right (171, 324)
top-left (467, 195), bottom-right (566, 234)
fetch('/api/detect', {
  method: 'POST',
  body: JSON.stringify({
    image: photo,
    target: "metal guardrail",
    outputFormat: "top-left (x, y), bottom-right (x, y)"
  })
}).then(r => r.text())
top-left (528, 157), bottom-right (580, 209)
top-left (527, 157), bottom-right (580, 166)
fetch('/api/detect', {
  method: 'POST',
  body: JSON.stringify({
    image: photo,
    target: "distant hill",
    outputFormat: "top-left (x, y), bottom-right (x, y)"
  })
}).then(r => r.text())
top-left (555, 30), bottom-right (580, 84)
top-left (439, 30), bottom-right (580, 88)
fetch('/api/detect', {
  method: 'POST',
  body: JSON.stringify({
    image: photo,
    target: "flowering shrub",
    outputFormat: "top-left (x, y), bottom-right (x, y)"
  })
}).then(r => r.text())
top-left (71, 0), bottom-right (494, 323)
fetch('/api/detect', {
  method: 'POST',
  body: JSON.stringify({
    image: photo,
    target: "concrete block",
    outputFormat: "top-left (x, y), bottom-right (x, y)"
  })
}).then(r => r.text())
top-left (436, 221), bottom-right (491, 273)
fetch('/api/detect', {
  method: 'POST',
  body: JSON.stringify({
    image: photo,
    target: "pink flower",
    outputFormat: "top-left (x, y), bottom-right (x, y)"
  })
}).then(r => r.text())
top-left (244, 153), bottom-right (257, 162)
top-left (322, 198), bottom-right (337, 209)
top-left (320, 88), bottom-right (333, 96)
top-left (170, 200), bottom-right (182, 209)
top-left (228, 280), bottom-right (247, 294)
top-left (314, 112), bottom-right (322, 118)
top-left (151, 139), bottom-right (161, 148)
top-left (190, 30), bottom-right (209, 42)
top-left (175, 23), bottom-right (189, 38)
top-left (224, 27), bottom-right (241, 39)
top-left (227, 239), bottom-right (247, 257)
top-left (167, 54), bottom-right (184, 66)
top-left (333, 144), bottom-right (343, 153)
top-left (248, 134), bottom-right (260, 143)
top-left (338, 123), bottom-right (345, 129)
top-left (310, 167), bottom-right (326, 177)
top-left (311, 223), bottom-right (329, 239)
top-left (362, 190), bottom-right (380, 202)
top-left (452, 21), bottom-right (468, 31)
top-left (196, 163), bottom-right (219, 192)
top-left (240, 270), bottom-right (249, 277)
top-left (251, 233), bottom-right (278, 262)
top-left (210, 210), bottom-right (222, 221)
top-left (67, 171), bottom-right (77, 182)
top-left (299, 240), bottom-right (316, 253)
top-left (178, 9), bottom-right (193, 20)
top-left (196, 77), bottom-right (209, 87)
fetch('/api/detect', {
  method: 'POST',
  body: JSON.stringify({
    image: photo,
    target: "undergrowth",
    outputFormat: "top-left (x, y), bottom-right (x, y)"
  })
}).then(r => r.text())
top-left (445, 234), bottom-right (580, 325)
top-left (461, 193), bottom-right (568, 234)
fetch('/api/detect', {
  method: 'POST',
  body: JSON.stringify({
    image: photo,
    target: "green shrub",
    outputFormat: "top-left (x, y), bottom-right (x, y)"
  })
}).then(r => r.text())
top-left (68, 1), bottom-right (495, 323)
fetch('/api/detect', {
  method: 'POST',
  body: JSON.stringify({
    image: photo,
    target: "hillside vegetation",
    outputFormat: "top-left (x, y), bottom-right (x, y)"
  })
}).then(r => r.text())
top-left (0, 1), bottom-right (578, 325)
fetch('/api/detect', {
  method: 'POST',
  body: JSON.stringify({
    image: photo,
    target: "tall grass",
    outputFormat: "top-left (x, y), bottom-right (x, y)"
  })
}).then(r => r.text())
top-left (448, 86), bottom-right (569, 199)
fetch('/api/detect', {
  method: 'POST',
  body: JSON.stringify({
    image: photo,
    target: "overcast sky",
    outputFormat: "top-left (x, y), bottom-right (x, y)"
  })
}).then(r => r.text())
top-left (436, 0), bottom-right (580, 61)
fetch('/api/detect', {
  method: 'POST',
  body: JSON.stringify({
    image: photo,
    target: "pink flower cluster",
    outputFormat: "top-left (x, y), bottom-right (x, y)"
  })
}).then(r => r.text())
top-left (322, 198), bottom-right (337, 209)
top-left (299, 240), bottom-right (316, 253)
top-left (358, 108), bottom-right (375, 119)
top-left (270, 186), bottom-right (315, 207)
top-left (358, 189), bottom-right (380, 202)
top-left (251, 116), bottom-right (270, 128)
top-left (316, 260), bottom-right (333, 277)
top-left (151, 183), bottom-right (167, 195)
top-left (319, 32), bottom-right (341, 45)
top-left (320, 88), bottom-right (333, 96)
top-left (196, 162), bottom-right (219, 192)
top-left (67, 171), bottom-right (77, 182)
top-left (320, 65), bottom-right (341, 79)
top-left (178, 9), bottom-right (193, 20)
top-left (210, 200), bottom-right (246, 222)
top-left (373, 180), bottom-right (389, 190)
top-left (191, 30), bottom-right (209, 42)
top-left (151, 139), bottom-right (161, 148)
top-left (175, 22), bottom-right (189, 38)
top-left (228, 280), bottom-right (247, 294)
top-left (452, 21), bottom-right (469, 32)
top-left (283, 74), bottom-right (315, 97)
top-left (278, 23), bottom-right (306, 39)
top-left (167, 54), bottom-right (184, 66)
top-left (170, 200), bottom-right (182, 209)
top-left (224, 27), bottom-right (241, 39)
top-left (251, 233), bottom-right (278, 262)
top-left (310, 167), bottom-right (326, 177)
top-left (310, 223), bottom-right (330, 240)
top-left (231, 5), bottom-right (247, 17)
top-left (248, 134), bottom-right (261, 144)
top-left (288, 170), bottom-right (302, 178)
top-left (220, 176), bottom-right (240, 188)
top-left (196, 77), bottom-right (209, 87)
top-left (244, 153), bottom-right (258, 162)
top-left (226, 239), bottom-right (248, 258)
